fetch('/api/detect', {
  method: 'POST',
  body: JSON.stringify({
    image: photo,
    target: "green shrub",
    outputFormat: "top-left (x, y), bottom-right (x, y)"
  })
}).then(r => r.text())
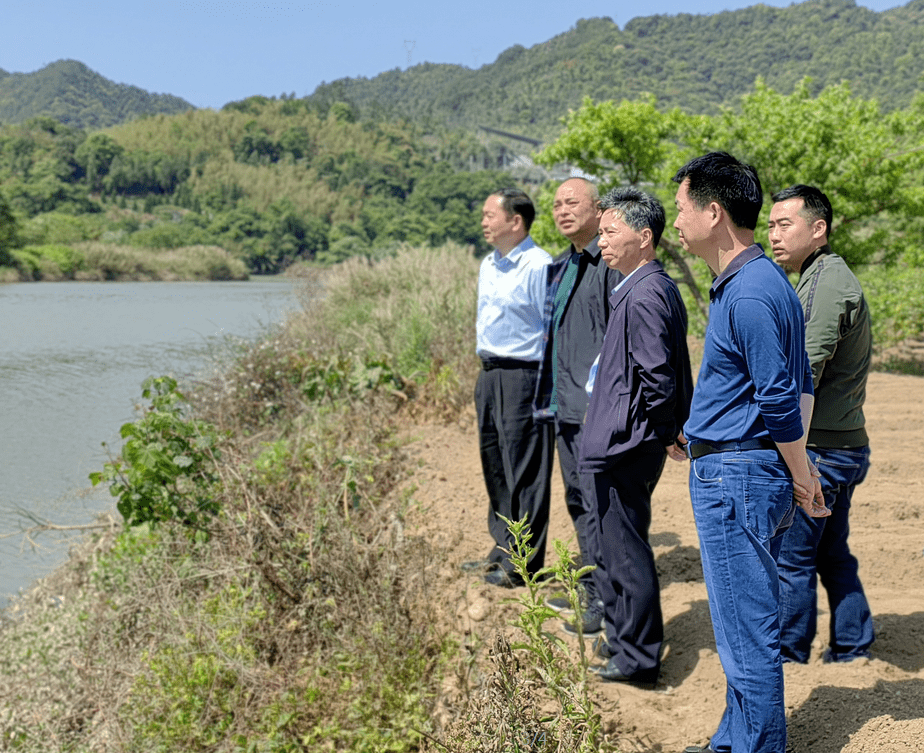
top-left (19, 211), bottom-right (104, 245)
top-left (14, 243), bottom-right (86, 278)
top-left (10, 246), bottom-right (42, 278)
top-left (858, 263), bottom-right (924, 348)
top-left (128, 221), bottom-right (206, 248)
top-left (90, 375), bottom-right (224, 529)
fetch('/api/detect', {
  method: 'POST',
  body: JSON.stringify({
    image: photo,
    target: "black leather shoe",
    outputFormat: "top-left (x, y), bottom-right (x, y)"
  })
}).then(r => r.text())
top-left (460, 558), bottom-right (494, 573)
top-left (589, 658), bottom-right (657, 687)
top-left (483, 568), bottom-right (524, 588)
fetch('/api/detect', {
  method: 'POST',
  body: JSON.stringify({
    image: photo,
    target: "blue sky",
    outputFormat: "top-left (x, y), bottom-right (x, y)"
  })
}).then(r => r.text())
top-left (0, 0), bottom-right (905, 110)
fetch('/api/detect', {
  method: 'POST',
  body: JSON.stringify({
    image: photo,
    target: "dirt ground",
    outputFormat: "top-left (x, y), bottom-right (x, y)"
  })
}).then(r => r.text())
top-left (405, 370), bottom-right (924, 752)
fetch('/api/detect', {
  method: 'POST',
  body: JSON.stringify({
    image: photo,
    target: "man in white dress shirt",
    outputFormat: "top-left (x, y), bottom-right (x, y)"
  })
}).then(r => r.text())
top-left (469, 188), bottom-right (553, 587)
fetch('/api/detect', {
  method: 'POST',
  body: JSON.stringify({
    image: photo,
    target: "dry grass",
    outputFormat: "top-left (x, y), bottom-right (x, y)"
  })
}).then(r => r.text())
top-left (75, 242), bottom-right (248, 281)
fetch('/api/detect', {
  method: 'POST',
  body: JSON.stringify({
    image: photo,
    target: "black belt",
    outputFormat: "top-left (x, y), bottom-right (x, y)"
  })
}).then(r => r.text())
top-left (688, 438), bottom-right (777, 459)
top-left (481, 358), bottom-right (540, 371)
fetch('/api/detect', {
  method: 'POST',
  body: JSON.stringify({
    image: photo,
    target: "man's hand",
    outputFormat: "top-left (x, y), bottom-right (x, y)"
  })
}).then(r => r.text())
top-left (667, 432), bottom-right (688, 462)
top-left (794, 455), bottom-right (829, 518)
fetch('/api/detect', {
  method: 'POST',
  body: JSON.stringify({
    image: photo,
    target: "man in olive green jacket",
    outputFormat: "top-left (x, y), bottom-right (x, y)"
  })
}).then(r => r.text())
top-left (768, 184), bottom-right (874, 664)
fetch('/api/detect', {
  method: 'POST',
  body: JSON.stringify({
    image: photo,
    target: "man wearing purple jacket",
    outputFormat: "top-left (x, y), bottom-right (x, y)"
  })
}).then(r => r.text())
top-left (579, 186), bottom-right (693, 685)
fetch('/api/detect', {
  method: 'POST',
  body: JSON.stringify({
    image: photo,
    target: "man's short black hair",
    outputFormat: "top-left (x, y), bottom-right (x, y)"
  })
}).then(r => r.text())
top-left (771, 184), bottom-right (833, 239)
top-left (672, 151), bottom-right (763, 231)
top-left (495, 188), bottom-right (536, 233)
top-left (599, 186), bottom-right (666, 249)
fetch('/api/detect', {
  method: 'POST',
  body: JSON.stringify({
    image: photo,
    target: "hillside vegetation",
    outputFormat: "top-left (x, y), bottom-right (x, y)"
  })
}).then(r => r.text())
top-left (0, 102), bottom-right (510, 279)
top-left (0, 60), bottom-right (193, 129)
top-left (310, 0), bottom-right (924, 137)
top-left (4, 1), bottom-right (924, 139)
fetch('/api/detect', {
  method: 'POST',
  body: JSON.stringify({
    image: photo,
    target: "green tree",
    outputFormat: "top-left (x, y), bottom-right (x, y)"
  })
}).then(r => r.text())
top-left (537, 83), bottom-right (924, 328)
top-left (536, 95), bottom-right (689, 187)
top-left (0, 191), bottom-right (18, 266)
top-left (701, 78), bottom-right (924, 265)
top-left (75, 132), bottom-right (124, 192)
top-left (536, 95), bottom-right (709, 321)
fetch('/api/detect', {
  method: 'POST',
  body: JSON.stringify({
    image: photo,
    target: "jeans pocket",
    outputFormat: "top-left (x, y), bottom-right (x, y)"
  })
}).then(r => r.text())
top-left (740, 470), bottom-right (794, 542)
top-left (691, 456), bottom-right (722, 484)
top-left (810, 447), bottom-right (870, 490)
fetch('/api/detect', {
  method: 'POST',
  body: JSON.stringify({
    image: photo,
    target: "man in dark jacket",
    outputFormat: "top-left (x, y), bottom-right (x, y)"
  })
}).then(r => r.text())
top-left (533, 177), bottom-right (622, 634)
top-left (578, 186), bottom-right (693, 684)
top-left (769, 184), bottom-right (875, 663)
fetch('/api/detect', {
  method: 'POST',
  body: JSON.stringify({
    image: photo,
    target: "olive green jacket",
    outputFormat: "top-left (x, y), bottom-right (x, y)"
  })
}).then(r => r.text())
top-left (796, 245), bottom-right (871, 448)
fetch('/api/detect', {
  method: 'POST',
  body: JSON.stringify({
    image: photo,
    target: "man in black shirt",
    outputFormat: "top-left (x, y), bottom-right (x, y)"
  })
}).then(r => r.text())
top-left (534, 177), bottom-right (622, 633)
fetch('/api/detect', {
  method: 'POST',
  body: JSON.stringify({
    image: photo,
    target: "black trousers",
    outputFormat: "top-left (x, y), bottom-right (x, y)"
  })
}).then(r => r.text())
top-left (581, 449), bottom-right (666, 676)
top-left (556, 421), bottom-right (600, 602)
top-left (475, 365), bottom-right (553, 575)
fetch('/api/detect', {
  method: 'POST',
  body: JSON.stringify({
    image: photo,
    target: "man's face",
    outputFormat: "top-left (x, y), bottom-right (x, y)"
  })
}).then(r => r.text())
top-left (553, 180), bottom-right (600, 244)
top-left (768, 197), bottom-right (825, 272)
top-left (481, 195), bottom-right (519, 250)
top-left (598, 208), bottom-right (646, 275)
top-left (673, 179), bottom-right (712, 258)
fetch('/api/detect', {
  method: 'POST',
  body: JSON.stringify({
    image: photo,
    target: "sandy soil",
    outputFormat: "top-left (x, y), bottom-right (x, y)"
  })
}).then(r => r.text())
top-left (405, 370), bottom-right (924, 752)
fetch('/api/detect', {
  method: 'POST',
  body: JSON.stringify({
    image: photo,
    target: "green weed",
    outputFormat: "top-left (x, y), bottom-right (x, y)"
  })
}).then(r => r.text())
top-left (90, 375), bottom-right (224, 529)
top-left (433, 518), bottom-right (604, 753)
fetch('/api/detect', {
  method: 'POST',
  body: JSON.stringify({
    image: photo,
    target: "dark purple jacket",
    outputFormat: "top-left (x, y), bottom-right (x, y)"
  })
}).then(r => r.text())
top-left (578, 259), bottom-right (693, 473)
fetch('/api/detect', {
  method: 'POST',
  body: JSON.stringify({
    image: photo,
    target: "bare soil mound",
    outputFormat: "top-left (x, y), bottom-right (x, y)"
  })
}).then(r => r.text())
top-left (405, 371), bottom-right (924, 752)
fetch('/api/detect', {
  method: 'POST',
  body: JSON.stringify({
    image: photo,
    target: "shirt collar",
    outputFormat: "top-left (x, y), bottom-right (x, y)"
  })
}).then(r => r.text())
top-left (800, 243), bottom-right (832, 275)
top-left (576, 236), bottom-right (602, 260)
top-left (711, 244), bottom-right (765, 298)
top-left (492, 235), bottom-right (536, 267)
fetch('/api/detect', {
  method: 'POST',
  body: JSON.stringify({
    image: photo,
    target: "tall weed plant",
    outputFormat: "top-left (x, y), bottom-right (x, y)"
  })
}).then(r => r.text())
top-left (291, 242), bottom-right (482, 415)
top-left (429, 520), bottom-right (604, 753)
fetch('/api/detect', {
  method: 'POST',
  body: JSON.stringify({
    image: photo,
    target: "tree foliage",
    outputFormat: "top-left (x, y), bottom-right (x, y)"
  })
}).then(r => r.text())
top-left (0, 190), bottom-right (18, 265)
top-left (535, 81), bottom-right (924, 331)
top-left (0, 99), bottom-right (511, 275)
top-left (536, 95), bottom-right (688, 187)
top-left (699, 78), bottom-right (924, 265)
top-left (540, 81), bottom-right (924, 268)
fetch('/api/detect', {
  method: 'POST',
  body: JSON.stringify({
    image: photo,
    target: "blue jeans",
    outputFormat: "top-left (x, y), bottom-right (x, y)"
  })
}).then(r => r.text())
top-left (778, 446), bottom-right (873, 663)
top-left (689, 449), bottom-right (795, 753)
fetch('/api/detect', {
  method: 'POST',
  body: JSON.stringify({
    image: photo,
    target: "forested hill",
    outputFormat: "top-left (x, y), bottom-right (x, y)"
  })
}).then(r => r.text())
top-left (0, 60), bottom-right (194, 129)
top-left (309, 0), bottom-right (924, 139)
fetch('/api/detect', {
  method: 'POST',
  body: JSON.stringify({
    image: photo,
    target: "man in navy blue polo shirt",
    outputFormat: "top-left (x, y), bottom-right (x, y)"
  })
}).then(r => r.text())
top-left (671, 153), bottom-right (827, 753)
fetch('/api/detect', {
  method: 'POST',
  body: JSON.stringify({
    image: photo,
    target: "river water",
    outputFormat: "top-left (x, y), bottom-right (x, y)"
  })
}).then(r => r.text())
top-left (0, 278), bottom-right (300, 605)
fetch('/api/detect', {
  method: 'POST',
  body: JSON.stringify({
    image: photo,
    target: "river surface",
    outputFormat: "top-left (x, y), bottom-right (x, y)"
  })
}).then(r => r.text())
top-left (0, 278), bottom-right (301, 605)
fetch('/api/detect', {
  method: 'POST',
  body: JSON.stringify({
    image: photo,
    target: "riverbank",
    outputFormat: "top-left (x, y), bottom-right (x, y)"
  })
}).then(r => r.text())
top-left (2, 241), bottom-right (248, 282)
top-left (0, 244), bottom-right (479, 751)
